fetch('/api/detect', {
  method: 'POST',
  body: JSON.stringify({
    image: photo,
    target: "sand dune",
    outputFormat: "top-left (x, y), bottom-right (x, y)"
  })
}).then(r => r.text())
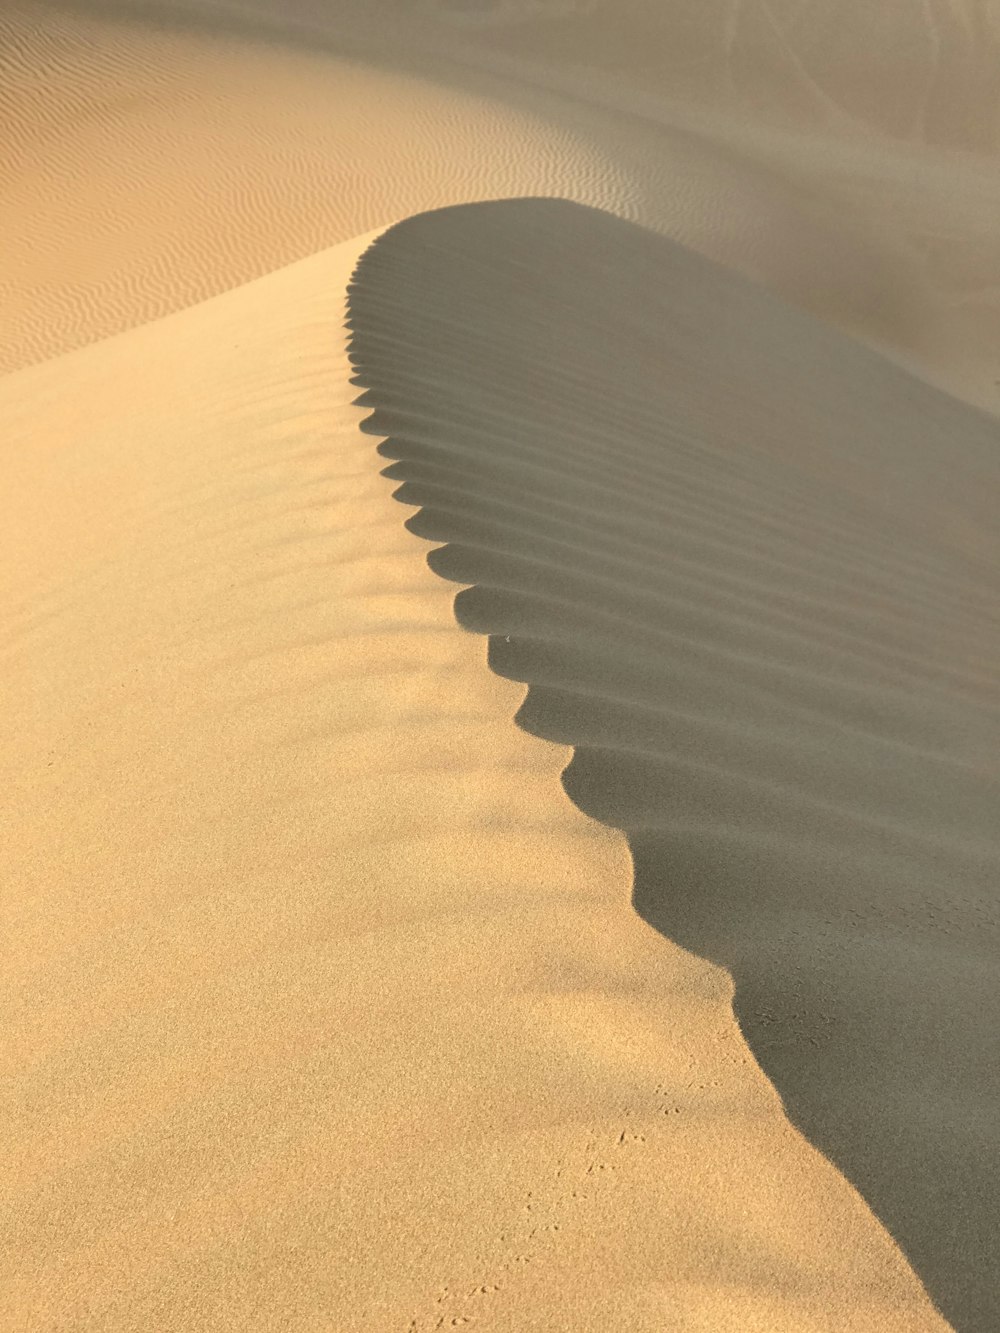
top-left (4, 0), bottom-right (999, 1329)
top-left (421, 0), bottom-right (1000, 147)
top-left (1, 234), bottom-right (949, 1330)
top-left (12, 0), bottom-right (1000, 410)
top-left (415, 0), bottom-right (1000, 407)
top-left (0, 3), bottom-right (626, 371)
top-left (21, 0), bottom-right (1000, 412)
top-left (347, 198), bottom-right (1000, 1329)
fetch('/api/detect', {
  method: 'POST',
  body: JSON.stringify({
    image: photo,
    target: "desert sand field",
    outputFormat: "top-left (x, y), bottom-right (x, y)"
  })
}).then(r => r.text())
top-left (2, 3), bottom-right (998, 1331)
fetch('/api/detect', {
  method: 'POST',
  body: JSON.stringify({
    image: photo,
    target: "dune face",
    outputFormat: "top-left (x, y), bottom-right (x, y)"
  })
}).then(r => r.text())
top-left (347, 198), bottom-right (1000, 1331)
top-left (421, 0), bottom-right (1000, 148)
top-left (1, 237), bottom-right (951, 1332)
top-left (4, 0), bottom-right (1000, 1329)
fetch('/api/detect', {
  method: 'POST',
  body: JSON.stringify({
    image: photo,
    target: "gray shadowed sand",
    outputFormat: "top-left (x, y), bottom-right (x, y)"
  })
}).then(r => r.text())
top-left (346, 197), bottom-right (1000, 1332)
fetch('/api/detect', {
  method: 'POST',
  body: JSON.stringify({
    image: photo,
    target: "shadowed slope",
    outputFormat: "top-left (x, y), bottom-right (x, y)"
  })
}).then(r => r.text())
top-left (346, 198), bottom-right (1000, 1331)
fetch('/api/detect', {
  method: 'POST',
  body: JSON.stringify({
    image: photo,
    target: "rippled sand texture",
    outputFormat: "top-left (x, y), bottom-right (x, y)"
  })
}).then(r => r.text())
top-left (3, 1), bottom-right (999, 1331)
top-left (13, 0), bottom-right (1000, 409)
top-left (0, 4), bottom-right (627, 371)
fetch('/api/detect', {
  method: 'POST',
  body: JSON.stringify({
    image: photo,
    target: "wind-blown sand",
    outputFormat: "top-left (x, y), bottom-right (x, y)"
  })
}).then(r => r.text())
top-left (3, 2), bottom-right (998, 1331)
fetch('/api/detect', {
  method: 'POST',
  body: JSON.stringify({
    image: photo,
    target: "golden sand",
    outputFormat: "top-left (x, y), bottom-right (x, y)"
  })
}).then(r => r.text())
top-left (4, 3), bottom-right (998, 1329)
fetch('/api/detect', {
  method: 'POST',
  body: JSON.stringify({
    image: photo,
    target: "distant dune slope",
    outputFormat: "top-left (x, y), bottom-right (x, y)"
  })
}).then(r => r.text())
top-left (415, 0), bottom-right (1000, 409)
top-left (0, 3), bottom-right (627, 371)
top-left (347, 198), bottom-right (1000, 1331)
top-left (21, 0), bottom-right (1000, 410)
top-left (420, 0), bottom-right (1000, 149)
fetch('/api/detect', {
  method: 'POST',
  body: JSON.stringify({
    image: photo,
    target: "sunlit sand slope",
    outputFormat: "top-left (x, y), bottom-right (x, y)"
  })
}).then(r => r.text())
top-left (1, 236), bottom-right (948, 1331)
top-left (3, 0), bottom-right (996, 1328)
top-left (347, 199), bottom-right (1000, 1332)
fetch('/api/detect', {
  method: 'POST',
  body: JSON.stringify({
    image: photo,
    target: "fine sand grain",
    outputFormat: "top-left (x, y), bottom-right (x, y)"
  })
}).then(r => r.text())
top-left (3, 1), bottom-right (998, 1330)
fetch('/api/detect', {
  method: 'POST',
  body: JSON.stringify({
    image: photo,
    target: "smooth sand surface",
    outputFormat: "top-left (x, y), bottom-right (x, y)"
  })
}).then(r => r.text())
top-left (3, 2), bottom-right (998, 1330)
top-left (398, 0), bottom-right (1000, 410)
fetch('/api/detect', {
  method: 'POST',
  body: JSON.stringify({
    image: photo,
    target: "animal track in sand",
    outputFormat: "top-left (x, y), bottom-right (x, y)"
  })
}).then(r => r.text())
top-left (400, 1113), bottom-right (663, 1329)
top-left (405, 1107), bottom-right (675, 1329)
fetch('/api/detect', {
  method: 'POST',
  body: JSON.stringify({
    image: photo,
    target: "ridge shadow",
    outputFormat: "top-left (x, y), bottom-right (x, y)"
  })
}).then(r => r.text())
top-left (346, 197), bottom-right (1000, 1330)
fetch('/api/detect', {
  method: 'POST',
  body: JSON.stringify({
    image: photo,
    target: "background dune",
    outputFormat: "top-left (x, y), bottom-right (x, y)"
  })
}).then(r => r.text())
top-left (15, 0), bottom-right (1000, 410)
top-left (0, 3), bottom-right (627, 371)
top-left (415, 0), bottom-right (1000, 407)
top-left (3, 0), bottom-right (998, 1329)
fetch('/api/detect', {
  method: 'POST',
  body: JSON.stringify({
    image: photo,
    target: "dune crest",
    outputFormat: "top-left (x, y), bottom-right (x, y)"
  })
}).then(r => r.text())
top-left (1, 227), bottom-right (953, 1329)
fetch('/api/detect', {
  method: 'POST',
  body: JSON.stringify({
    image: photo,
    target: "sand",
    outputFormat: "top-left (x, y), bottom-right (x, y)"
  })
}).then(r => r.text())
top-left (0, 4), bottom-right (628, 372)
top-left (2, 2), bottom-right (997, 1330)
